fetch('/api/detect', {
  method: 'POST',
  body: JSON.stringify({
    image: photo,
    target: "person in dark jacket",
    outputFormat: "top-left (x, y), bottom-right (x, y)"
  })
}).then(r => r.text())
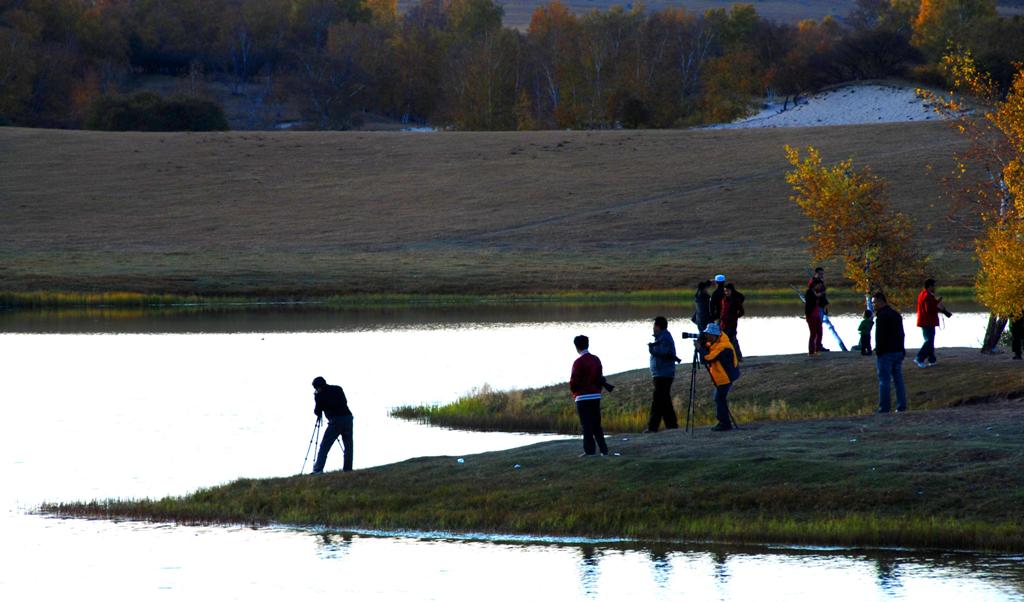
top-left (311, 376), bottom-right (354, 473)
top-left (720, 282), bottom-right (745, 360)
top-left (806, 268), bottom-right (831, 351)
top-left (857, 309), bottom-right (874, 356)
top-left (645, 316), bottom-right (679, 432)
top-left (804, 280), bottom-right (825, 355)
top-left (692, 280), bottom-right (713, 333)
top-left (570, 335), bottom-right (608, 456)
top-left (872, 292), bottom-right (907, 413)
top-left (1010, 312), bottom-right (1023, 360)
top-left (709, 274), bottom-right (726, 322)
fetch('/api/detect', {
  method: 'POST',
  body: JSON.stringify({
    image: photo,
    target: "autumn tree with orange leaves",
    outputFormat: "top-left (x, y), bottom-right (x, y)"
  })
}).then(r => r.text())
top-left (919, 52), bottom-right (1024, 350)
top-left (785, 146), bottom-right (928, 308)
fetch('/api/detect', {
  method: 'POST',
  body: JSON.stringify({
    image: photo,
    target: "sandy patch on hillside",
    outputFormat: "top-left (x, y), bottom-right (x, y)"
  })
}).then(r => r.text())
top-left (717, 83), bottom-right (946, 129)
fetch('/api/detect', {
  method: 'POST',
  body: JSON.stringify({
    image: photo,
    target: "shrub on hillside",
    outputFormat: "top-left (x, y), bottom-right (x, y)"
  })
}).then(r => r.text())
top-left (908, 64), bottom-right (949, 88)
top-left (808, 30), bottom-right (924, 86)
top-left (85, 92), bottom-right (229, 131)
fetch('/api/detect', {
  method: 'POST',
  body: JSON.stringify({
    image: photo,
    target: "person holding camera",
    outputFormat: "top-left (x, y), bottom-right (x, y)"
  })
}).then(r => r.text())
top-left (873, 291), bottom-right (907, 413)
top-left (914, 278), bottom-right (951, 368)
top-left (570, 335), bottom-right (609, 457)
top-left (311, 376), bottom-right (354, 473)
top-left (695, 323), bottom-right (740, 432)
top-left (645, 316), bottom-right (679, 433)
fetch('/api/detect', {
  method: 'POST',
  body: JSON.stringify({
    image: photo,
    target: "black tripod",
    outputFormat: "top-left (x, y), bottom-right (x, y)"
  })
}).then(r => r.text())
top-left (685, 347), bottom-right (700, 435)
top-left (300, 416), bottom-right (322, 474)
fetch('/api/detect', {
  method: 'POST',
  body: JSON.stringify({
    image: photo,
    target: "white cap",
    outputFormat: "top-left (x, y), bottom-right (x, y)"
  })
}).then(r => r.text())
top-left (715, 274), bottom-right (726, 282)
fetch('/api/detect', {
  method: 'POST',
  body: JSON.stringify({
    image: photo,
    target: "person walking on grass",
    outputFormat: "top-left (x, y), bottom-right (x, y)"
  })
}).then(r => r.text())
top-left (873, 292), bottom-right (907, 413)
top-left (696, 323), bottom-right (740, 432)
top-left (311, 376), bottom-right (354, 473)
top-left (720, 283), bottom-right (746, 361)
top-left (645, 316), bottom-right (679, 433)
top-left (914, 278), bottom-right (951, 368)
top-left (570, 335), bottom-right (608, 457)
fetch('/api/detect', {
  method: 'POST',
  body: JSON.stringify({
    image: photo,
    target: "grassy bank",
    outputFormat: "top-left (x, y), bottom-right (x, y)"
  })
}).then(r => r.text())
top-left (1, 124), bottom-right (975, 297)
top-left (44, 350), bottom-right (1024, 551)
top-left (0, 286), bottom-right (979, 310)
top-left (46, 395), bottom-right (1024, 551)
top-left (392, 348), bottom-right (1024, 433)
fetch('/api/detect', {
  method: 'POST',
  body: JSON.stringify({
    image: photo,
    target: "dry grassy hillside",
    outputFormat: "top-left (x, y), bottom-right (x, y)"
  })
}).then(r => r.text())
top-left (0, 123), bottom-right (972, 297)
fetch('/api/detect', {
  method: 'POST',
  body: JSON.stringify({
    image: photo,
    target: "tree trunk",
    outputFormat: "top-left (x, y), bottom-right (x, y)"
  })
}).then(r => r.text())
top-left (981, 313), bottom-right (1008, 353)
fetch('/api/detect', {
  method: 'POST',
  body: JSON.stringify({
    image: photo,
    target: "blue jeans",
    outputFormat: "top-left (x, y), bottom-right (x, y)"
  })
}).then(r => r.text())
top-left (876, 353), bottom-right (907, 412)
top-left (313, 415), bottom-right (353, 472)
top-left (714, 383), bottom-right (732, 426)
top-left (916, 326), bottom-right (936, 364)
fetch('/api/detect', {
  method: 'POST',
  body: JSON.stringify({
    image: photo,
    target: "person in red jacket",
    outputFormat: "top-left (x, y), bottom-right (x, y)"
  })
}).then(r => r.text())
top-left (915, 278), bottom-right (950, 368)
top-left (570, 335), bottom-right (609, 457)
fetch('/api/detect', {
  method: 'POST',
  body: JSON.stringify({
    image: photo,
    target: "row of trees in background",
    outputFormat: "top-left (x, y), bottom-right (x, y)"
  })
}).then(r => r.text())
top-left (2, 0), bottom-right (1024, 130)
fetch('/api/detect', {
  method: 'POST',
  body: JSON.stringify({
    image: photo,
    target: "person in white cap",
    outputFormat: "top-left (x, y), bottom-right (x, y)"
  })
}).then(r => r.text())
top-left (695, 322), bottom-right (740, 431)
top-left (709, 274), bottom-right (726, 323)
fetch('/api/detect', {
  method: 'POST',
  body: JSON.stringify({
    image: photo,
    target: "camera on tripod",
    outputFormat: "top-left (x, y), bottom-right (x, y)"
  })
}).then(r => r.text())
top-left (679, 332), bottom-right (700, 340)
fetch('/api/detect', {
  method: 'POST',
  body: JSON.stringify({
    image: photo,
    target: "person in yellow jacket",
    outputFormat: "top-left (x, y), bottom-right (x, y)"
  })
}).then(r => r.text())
top-left (696, 322), bottom-right (740, 431)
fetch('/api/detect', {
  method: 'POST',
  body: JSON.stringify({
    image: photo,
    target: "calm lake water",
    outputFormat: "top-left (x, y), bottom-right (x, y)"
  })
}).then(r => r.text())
top-left (2, 305), bottom-right (1022, 601)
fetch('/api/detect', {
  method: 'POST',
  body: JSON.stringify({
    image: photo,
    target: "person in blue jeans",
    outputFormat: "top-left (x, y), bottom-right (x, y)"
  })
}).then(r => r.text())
top-left (311, 376), bottom-right (354, 472)
top-left (872, 292), bottom-right (907, 413)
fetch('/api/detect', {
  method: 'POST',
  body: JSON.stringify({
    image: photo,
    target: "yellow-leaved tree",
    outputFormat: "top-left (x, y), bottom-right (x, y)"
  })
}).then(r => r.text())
top-left (912, 0), bottom-right (996, 60)
top-left (785, 146), bottom-right (929, 308)
top-left (918, 52), bottom-right (1024, 349)
top-left (975, 65), bottom-right (1024, 319)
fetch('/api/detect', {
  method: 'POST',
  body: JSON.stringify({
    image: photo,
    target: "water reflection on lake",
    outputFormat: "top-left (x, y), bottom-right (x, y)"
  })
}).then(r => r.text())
top-left (1, 305), bottom-right (1019, 601)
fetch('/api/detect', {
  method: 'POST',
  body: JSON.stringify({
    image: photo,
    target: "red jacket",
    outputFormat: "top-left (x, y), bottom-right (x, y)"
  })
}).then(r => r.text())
top-left (570, 352), bottom-right (603, 400)
top-left (916, 289), bottom-right (940, 327)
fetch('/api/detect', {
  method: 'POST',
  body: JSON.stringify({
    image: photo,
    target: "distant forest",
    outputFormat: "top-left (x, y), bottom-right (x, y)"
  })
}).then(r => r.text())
top-left (1, 0), bottom-right (1023, 130)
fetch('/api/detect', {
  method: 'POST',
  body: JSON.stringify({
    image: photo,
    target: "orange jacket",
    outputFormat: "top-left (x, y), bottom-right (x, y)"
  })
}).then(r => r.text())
top-left (701, 333), bottom-right (739, 386)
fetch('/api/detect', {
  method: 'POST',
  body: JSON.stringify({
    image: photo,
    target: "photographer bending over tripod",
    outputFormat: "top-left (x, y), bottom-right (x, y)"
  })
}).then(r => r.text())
top-left (695, 323), bottom-right (740, 432)
top-left (311, 376), bottom-right (354, 473)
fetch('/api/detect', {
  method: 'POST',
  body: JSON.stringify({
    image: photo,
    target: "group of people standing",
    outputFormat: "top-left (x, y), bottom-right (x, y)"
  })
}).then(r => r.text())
top-left (569, 274), bottom-right (746, 456)
top-left (693, 274), bottom-right (746, 361)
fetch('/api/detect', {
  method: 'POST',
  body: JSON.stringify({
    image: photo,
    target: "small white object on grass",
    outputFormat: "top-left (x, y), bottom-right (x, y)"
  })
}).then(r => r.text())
top-left (457, 458), bottom-right (465, 464)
